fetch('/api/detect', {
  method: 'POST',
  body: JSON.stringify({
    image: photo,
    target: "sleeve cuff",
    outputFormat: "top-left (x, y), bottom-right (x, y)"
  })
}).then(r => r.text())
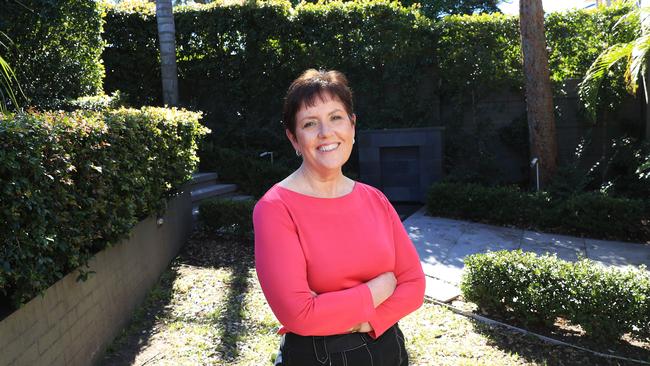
top-left (367, 313), bottom-right (392, 339)
top-left (357, 283), bottom-right (375, 320)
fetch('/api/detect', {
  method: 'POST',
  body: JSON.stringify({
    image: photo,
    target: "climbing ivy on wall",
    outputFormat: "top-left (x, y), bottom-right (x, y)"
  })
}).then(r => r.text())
top-left (102, 0), bottom-right (637, 175)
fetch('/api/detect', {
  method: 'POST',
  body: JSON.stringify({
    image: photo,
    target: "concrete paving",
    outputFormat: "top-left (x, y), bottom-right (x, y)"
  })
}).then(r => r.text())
top-left (403, 207), bottom-right (650, 302)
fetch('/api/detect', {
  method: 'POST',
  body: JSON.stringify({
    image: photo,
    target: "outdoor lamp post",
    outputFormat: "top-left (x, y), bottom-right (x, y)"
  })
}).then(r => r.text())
top-left (260, 151), bottom-right (274, 164)
top-left (531, 157), bottom-right (540, 192)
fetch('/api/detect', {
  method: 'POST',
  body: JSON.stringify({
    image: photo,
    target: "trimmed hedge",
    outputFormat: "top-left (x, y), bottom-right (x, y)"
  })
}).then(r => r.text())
top-left (0, 107), bottom-right (208, 310)
top-left (199, 146), bottom-right (295, 198)
top-left (426, 182), bottom-right (649, 242)
top-left (199, 198), bottom-right (256, 238)
top-left (461, 250), bottom-right (650, 342)
top-left (104, 0), bottom-right (437, 163)
top-left (0, 0), bottom-right (105, 109)
top-left (101, 1), bottom-right (638, 193)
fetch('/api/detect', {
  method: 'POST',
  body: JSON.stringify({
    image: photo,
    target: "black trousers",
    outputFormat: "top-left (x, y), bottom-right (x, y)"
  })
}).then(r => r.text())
top-left (278, 324), bottom-right (408, 366)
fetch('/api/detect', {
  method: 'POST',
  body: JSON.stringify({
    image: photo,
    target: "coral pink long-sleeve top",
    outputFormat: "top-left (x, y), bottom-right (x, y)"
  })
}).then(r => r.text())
top-left (253, 181), bottom-right (425, 339)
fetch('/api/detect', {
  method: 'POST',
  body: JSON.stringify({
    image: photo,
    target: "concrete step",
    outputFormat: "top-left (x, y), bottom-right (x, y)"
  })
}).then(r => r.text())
top-left (224, 194), bottom-right (255, 201)
top-left (191, 184), bottom-right (237, 202)
top-left (189, 172), bottom-right (219, 191)
top-left (425, 275), bottom-right (461, 303)
top-left (192, 172), bottom-right (219, 184)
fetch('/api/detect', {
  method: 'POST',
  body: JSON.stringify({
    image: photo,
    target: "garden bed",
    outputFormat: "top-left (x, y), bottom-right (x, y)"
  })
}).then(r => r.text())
top-left (450, 297), bottom-right (650, 364)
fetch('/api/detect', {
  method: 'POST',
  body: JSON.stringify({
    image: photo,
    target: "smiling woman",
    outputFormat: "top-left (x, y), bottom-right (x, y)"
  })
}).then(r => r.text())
top-left (252, 69), bottom-right (426, 366)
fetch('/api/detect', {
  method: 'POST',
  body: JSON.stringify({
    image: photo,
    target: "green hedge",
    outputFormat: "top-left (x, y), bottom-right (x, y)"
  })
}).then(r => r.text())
top-left (426, 182), bottom-right (649, 242)
top-left (461, 250), bottom-right (650, 342)
top-left (102, 1), bottom-right (636, 192)
top-left (0, 0), bottom-right (105, 109)
top-left (199, 198), bottom-right (256, 238)
top-left (104, 0), bottom-right (437, 161)
top-left (102, 2), bottom-right (161, 107)
top-left (199, 146), bottom-right (295, 198)
top-left (0, 107), bottom-right (208, 310)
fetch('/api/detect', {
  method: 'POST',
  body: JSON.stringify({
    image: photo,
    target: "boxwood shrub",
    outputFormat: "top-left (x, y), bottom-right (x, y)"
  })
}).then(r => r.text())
top-left (0, 107), bottom-right (208, 311)
top-left (426, 182), bottom-right (649, 242)
top-left (199, 198), bottom-right (256, 239)
top-left (462, 250), bottom-right (650, 342)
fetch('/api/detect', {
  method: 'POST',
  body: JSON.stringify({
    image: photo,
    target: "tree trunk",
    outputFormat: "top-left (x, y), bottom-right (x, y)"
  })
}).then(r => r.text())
top-left (519, 0), bottom-right (557, 187)
top-left (156, 0), bottom-right (179, 106)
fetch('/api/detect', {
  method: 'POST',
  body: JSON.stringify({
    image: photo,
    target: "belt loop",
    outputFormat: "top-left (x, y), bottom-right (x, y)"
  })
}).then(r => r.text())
top-left (312, 336), bottom-right (329, 364)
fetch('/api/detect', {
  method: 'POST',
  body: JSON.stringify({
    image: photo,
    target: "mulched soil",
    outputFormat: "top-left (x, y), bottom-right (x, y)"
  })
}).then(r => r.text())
top-left (449, 298), bottom-right (650, 364)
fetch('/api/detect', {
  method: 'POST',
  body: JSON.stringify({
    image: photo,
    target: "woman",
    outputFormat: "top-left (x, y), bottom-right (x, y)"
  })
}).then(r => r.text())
top-left (253, 69), bottom-right (425, 366)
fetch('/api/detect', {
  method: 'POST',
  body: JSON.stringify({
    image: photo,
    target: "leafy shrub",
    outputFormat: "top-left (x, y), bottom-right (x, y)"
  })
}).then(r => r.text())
top-left (0, 107), bottom-right (209, 310)
top-left (199, 146), bottom-right (295, 198)
top-left (599, 137), bottom-right (650, 200)
top-left (54, 91), bottom-right (129, 112)
top-left (199, 198), bottom-right (256, 238)
top-left (554, 192), bottom-right (646, 240)
top-left (462, 250), bottom-right (650, 342)
top-left (0, 0), bottom-right (105, 109)
top-left (426, 182), bottom-right (547, 227)
top-left (426, 182), bottom-right (649, 242)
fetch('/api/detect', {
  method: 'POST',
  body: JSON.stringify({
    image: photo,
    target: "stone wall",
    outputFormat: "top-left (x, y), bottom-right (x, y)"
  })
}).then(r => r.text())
top-left (0, 191), bottom-right (192, 366)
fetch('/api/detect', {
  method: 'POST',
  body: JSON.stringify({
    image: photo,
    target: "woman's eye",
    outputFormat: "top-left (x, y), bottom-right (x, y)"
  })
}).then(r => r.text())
top-left (303, 121), bottom-right (316, 128)
top-left (332, 115), bottom-right (342, 121)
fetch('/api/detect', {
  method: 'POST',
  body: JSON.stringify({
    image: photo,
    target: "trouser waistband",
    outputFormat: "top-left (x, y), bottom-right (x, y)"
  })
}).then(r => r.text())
top-left (284, 324), bottom-right (397, 364)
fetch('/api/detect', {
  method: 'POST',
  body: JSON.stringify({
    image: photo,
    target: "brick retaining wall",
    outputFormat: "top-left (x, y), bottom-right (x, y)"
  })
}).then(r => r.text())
top-left (0, 191), bottom-right (192, 366)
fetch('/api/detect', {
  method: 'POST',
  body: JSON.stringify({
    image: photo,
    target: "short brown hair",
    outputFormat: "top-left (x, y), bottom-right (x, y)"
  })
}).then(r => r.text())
top-left (282, 69), bottom-right (354, 135)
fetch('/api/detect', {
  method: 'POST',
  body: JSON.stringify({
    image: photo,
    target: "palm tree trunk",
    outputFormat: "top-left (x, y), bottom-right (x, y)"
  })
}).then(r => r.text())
top-left (642, 0), bottom-right (650, 140)
top-left (519, 0), bottom-right (558, 187)
top-left (156, 0), bottom-right (179, 107)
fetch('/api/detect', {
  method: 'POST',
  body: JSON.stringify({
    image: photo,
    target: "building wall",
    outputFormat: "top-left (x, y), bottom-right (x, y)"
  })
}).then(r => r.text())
top-left (0, 191), bottom-right (192, 366)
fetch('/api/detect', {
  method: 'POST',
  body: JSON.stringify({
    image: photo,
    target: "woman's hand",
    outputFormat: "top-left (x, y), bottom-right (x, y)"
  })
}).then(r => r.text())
top-left (348, 321), bottom-right (373, 333)
top-left (365, 272), bottom-right (397, 308)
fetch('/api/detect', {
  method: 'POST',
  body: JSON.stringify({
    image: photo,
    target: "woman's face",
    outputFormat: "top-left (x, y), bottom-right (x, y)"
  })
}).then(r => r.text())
top-left (287, 93), bottom-right (356, 177)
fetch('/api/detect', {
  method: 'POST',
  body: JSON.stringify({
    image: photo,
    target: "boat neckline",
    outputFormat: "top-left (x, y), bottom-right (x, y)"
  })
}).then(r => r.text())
top-left (274, 181), bottom-right (358, 200)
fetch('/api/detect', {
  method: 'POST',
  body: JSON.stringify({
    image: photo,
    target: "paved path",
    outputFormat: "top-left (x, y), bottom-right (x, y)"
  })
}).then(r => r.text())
top-left (403, 207), bottom-right (650, 302)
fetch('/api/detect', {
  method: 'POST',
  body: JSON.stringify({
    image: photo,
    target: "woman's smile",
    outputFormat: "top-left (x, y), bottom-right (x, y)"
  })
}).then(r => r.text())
top-left (317, 142), bottom-right (340, 152)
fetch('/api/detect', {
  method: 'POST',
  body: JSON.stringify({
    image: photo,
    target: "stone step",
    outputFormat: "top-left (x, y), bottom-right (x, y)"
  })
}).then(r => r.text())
top-left (424, 275), bottom-right (461, 303)
top-left (227, 194), bottom-right (255, 201)
top-left (191, 172), bottom-right (219, 184)
top-left (189, 172), bottom-right (219, 191)
top-left (191, 184), bottom-right (237, 202)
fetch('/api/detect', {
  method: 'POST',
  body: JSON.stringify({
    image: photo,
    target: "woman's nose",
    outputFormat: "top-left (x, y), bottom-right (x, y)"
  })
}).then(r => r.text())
top-left (318, 121), bottom-right (333, 137)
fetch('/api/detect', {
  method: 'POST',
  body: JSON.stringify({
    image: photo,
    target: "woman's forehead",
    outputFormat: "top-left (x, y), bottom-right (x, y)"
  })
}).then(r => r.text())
top-left (297, 92), bottom-right (344, 113)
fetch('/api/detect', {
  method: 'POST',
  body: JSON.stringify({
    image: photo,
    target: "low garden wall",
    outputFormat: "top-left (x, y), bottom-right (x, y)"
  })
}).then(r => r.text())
top-left (0, 191), bottom-right (192, 366)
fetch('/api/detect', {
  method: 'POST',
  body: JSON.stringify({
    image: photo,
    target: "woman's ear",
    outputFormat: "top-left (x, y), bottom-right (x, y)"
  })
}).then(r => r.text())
top-left (350, 113), bottom-right (357, 126)
top-left (286, 129), bottom-right (299, 150)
